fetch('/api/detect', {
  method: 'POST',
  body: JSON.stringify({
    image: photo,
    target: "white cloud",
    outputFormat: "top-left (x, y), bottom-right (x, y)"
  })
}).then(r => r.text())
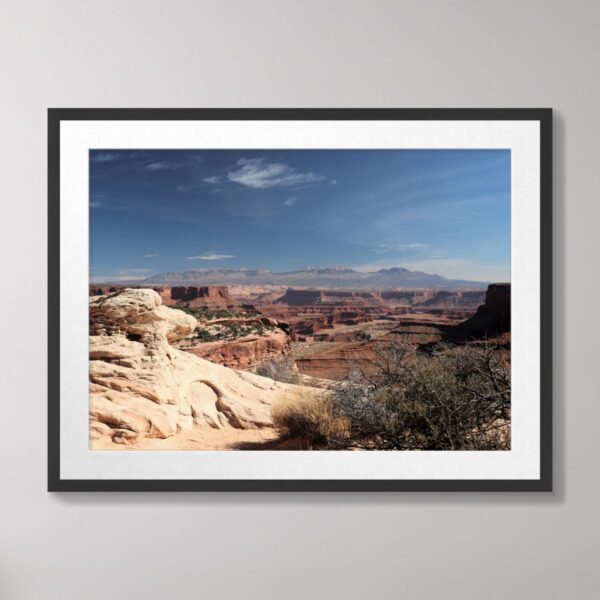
top-left (145, 160), bottom-right (186, 171)
top-left (371, 243), bottom-right (429, 253)
top-left (144, 253), bottom-right (159, 258)
top-left (227, 158), bottom-right (324, 189)
top-left (91, 153), bottom-right (118, 163)
top-left (185, 253), bottom-right (235, 260)
top-left (176, 183), bottom-right (205, 192)
top-left (90, 200), bottom-right (104, 208)
top-left (204, 176), bottom-right (222, 184)
top-left (283, 197), bottom-right (298, 206)
top-left (103, 275), bottom-right (149, 281)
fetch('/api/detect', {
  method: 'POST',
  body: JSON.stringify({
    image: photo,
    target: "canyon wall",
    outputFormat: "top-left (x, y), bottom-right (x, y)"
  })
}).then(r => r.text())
top-left (450, 283), bottom-right (511, 340)
top-left (276, 287), bottom-right (485, 308)
top-left (165, 285), bottom-right (231, 307)
top-left (185, 329), bottom-right (291, 369)
top-left (90, 284), bottom-right (234, 309)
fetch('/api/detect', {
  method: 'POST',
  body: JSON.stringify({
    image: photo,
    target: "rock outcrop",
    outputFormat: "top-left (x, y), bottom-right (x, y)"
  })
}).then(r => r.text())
top-left (276, 289), bottom-right (325, 305)
top-left (414, 290), bottom-right (486, 308)
top-left (449, 283), bottom-right (511, 340)
top-left (90, 285), bottom-right (234, 309)
top-left (89, 288), bottom-right (315, 446)
top-left (184, 329), bottom-right (291, 370)
top-left (162, 285), bottom-right (232, 308)
top-left (275, 288), bottom-right (485, 308)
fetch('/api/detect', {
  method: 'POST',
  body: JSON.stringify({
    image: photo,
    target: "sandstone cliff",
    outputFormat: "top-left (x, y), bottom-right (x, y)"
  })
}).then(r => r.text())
top-left (184, 329), bottom-right (291, 369)
top-left (276, 287), bottom-right (485, 308)
top-left (90, 284), bottom-right (234, 309)
top-left (449, 283), bottom-right (511, 340)
top-left (89, 288), bottom-right (315, 447)
top-left (160, 285), bottom-right (232, 308)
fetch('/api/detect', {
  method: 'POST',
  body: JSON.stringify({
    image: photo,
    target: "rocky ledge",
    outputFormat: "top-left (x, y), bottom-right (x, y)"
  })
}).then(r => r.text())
top-left (89, 288), bottom-right (315, 446)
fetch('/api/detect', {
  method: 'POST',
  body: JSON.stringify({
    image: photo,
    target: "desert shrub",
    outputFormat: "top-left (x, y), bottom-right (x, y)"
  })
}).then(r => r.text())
top-left (271, 393), bottom-right (349, 446)
top-left (255, 357), bottom-right (300, 384)
top-left (276, 341), bottom-right (510, 451)
top-left (326, 341), bottom-right (510, 450)
top-left (193, 328), bottom-right (218, 342)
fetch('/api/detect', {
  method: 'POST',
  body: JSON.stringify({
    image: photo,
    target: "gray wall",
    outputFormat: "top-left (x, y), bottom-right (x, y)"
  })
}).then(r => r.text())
top-left (0, 1), bottom-right (596, 598)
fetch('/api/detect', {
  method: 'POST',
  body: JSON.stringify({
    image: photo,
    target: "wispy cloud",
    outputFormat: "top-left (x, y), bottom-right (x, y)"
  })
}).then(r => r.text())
top-left (145, 160), bottom-right (186, 172)
top-left (226, 158), bottom-right (325, 189)
top-left (371, 243), bottom-right (429, 254)
top-left (90, 193), bottom-right (106, 208)
top-left (144, 253), bottom-right (159, 258)
top-left (90, 267), bottom-right (156, 282)
top-left (91, 153), bottom-right (118, 163)
top-left (283, 197), bottom-right (298, 207)
top-left (98, 275), bottom-right (149, 281)
top-left (145, 154), bottom-right (204, 172)
top-left (94, 203), bottom-right (142, 212)
top-left (204, 176), bottom-right (221, 184)
top-left (176, 183), bottom-right (207, 192)
top-left (185, 253), bottom-right (235, 260)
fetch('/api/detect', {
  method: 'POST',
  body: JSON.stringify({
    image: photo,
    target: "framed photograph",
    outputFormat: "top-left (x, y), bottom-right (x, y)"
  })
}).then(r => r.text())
top-left (48, 108), bottom-right (552, 492)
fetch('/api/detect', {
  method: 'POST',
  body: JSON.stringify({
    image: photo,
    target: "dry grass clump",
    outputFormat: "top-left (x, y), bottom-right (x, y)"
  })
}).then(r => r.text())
top-left (271, 393), bottom-right (349, 447)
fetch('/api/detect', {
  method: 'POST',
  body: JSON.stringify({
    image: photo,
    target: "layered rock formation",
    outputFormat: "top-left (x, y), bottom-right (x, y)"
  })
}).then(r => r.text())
top-left (276, 289), bottom-right (325, 305)
top-left (185, 329), bottom-right (291, 369)
top-left (295, 315), bottom-right (455, 378)
top-left (90, 285), bottom-right (234, 309)
top-left (449, 283), bottom-right (511, 340)
top-left (89, 288), bottom-right (315, 447)
top-left (161, 285), bottom-right (232, 308)
top-left (413, 290), bottom-right (486, 308)
top-left (275, 288), bottom-right (485, 308)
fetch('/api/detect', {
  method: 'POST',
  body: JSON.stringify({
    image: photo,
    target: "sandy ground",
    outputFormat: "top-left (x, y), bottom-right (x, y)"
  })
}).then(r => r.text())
top-left (90, 425), bottom-right (308, 451)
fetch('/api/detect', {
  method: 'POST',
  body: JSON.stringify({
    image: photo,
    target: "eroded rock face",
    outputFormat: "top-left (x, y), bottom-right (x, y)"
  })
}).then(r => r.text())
top-left (163, 285), bottom-right (232, 308)
top-left (89, 288), bottom-right (315, 447)
top-left (450, 283), bottom-right (511, 339)
top-left (275, 288), bottom-right (486, 308)
top-left (90, 285), bottom-right (234, 309)
top-left (184, 329), bottom-right (291, 370)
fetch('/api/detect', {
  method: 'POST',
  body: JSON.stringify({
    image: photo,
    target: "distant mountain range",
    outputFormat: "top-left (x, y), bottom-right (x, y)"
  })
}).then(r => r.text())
top-left (137, 266), bottom-right (488, 289)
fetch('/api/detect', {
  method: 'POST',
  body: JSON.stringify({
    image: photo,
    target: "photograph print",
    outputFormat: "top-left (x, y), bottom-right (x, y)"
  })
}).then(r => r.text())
top-left (89, 148), bottom-right (511, 452)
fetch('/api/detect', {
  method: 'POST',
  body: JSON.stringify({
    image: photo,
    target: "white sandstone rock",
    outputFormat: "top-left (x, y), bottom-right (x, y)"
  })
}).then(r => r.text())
top-left (89, 288), bottom-right (315, 446)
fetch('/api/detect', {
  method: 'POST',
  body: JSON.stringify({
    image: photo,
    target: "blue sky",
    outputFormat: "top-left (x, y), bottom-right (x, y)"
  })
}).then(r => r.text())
top-left (90, 149), bottom-right (510, 283)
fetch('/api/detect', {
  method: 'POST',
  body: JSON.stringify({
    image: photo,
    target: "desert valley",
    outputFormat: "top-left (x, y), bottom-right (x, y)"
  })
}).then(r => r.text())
top-left (89, 267), bottom-right (510, 451)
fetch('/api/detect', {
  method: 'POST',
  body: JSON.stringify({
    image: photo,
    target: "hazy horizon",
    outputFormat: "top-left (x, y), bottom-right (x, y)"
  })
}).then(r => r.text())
top-left (90, 149), bottom-right (511, 283)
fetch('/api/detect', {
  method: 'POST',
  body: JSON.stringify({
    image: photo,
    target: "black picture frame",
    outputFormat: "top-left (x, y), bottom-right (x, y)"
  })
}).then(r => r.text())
top-left (48, 108), bottom-right (552, 492)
